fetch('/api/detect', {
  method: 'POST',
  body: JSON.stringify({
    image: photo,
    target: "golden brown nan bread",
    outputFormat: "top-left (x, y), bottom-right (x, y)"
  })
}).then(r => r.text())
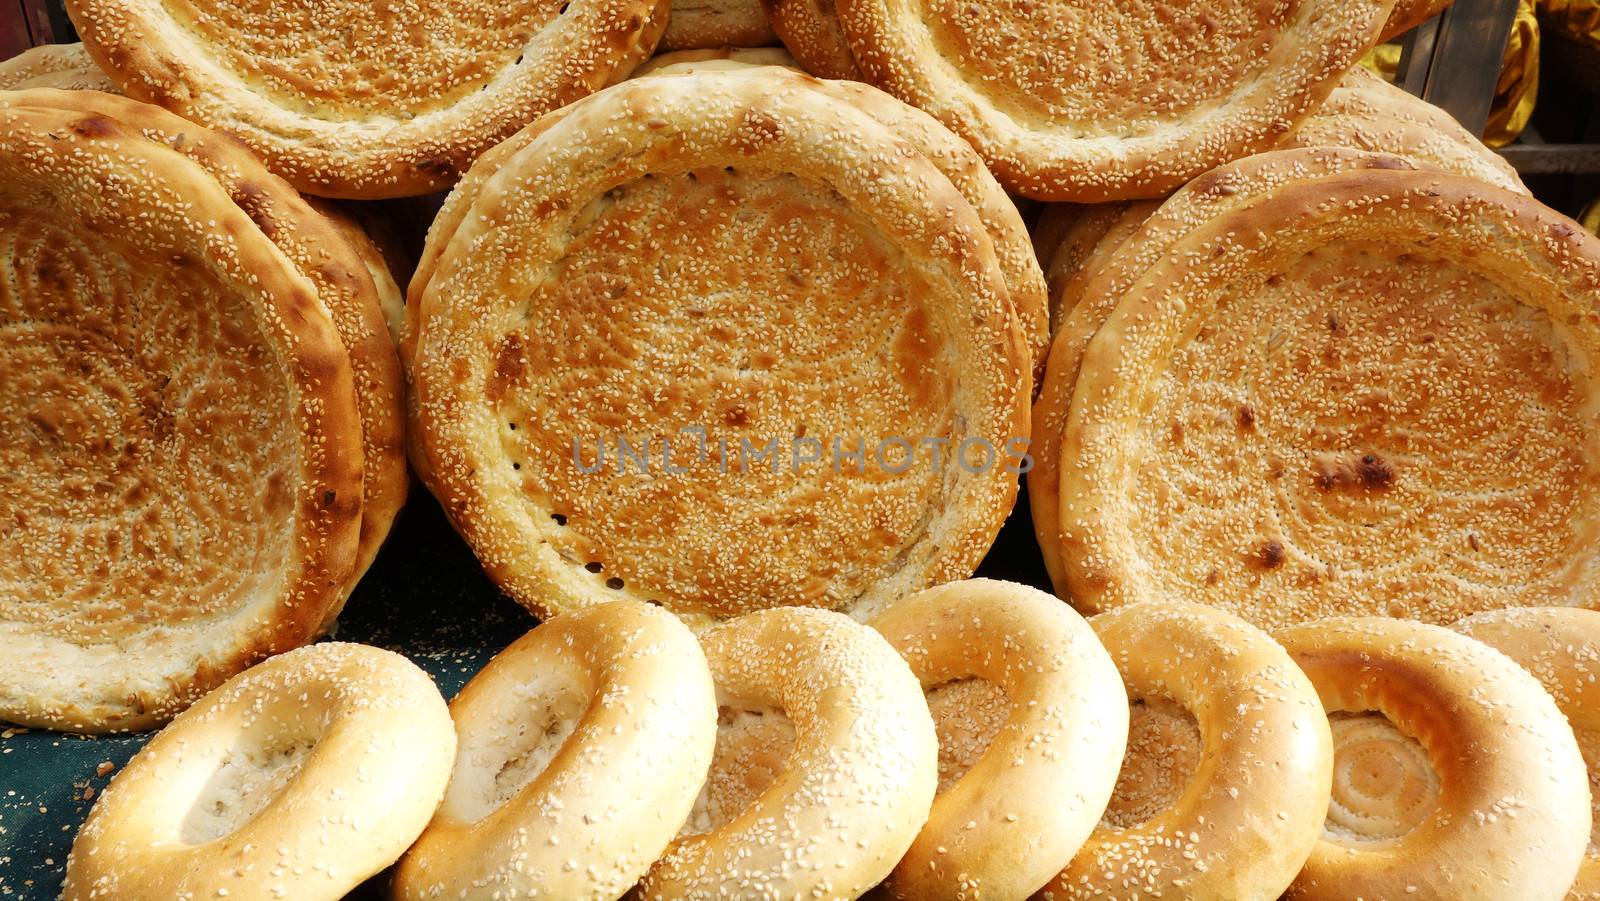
top-left (0, 102), bottom-right (364, 731)
top-left (763, 0), bottom-right (860, 79)
top-left (0, 43), bottom-right (118, 92)
top-left (1284, 66), bottom-right (1527, 194)
top-left (0, 89), bottom-right (408, 616)
top-left (1383, 0), bottom-right (1452, 40)
top-left (831, 0), bottom-right (1394, 201)
top-left (64, 0), bottom-right (668, 198)
top-left (662, 0), bottom-right (776, 49)
top-left (1057, 166), bottom-right (1600, 627)
top-left (411, 68), bottom-right (1028, 627)
top-left (1280, 617), bottom-right (1590, 900)
top-left (1031, 148), bottom-right (1419, 594)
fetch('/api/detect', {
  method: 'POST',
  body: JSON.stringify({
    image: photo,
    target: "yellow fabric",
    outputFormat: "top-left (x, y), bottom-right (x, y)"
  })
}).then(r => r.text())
top-left (1485, 0), bottom-right (1539, 147)
top-left (1357, 0), bottom-right (1538, 146)
top-left (1543, 0), bottom-right (1600, 48)
top-left (1582, 196), bottom-right (1600, 235)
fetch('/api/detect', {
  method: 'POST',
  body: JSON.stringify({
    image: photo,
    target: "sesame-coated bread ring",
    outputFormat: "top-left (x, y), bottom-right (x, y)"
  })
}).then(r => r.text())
top-left (1055, 166), bottom-right (1600, 627)
top-left (1278, 617), bottom-right (1591, 900)
top-left (0, 102), bottom-right (364, 732)
top-left (869, 579), bottom-right (1127, 900)
top-left (1453, 607), bottom-right (1600, 899)
top-left (1039, 600), bottom-right (1332, 900)
top-left (394, 601), bottom-right (716, 900)
top-left (1031, 147), bottom-right (1419, 596)
top-left (631, 46), bottom-right (800, 75)
top-left (830, 0), bottom-right (1393, 201)
top-left (410, 69), bottom-right (1027, 626)
top-left (1028, 203), bottom-right (1084, 275)
top-left (661, 0), bottom-right (776, 49)
top-left (0, 43), bottom-right (118, 92)
top-left (637, 606), bottom-right (938, 899)
top-left (63, 642), bottom-right (455, 900)
top-left (64, 0), bottom-right (669, 198)
top-left (0, 88), bottom-right (407, 618)
top-left (763, 0), bottom-right (861, 79)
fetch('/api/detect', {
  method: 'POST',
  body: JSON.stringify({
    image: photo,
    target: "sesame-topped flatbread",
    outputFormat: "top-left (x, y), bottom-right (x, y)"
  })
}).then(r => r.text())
top-left (64, 0), bottom-right (668, 197)
top-left (830, 0), bottom-right (1394, 201)
top-left (410, 68), bottom-right (1028, 627)
top-left (0, 101), bottom-right (364, 730)
top-left (1056, 166), bottom-right (1600, 627)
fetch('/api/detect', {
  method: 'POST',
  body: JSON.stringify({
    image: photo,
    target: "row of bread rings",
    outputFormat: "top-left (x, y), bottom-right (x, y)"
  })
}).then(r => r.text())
top-left (62, 582), bottom-right (1600, 901)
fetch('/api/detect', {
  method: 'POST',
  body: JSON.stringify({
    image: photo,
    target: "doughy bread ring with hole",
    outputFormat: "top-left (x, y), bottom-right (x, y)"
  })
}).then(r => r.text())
top-left (631, 46), bottom-right (799, 75)
top-left (0, 43), bottom-right (119, 92)
top-left (410, 68), bottom-right (1027, 626)
top-left (1037, 600), bottom-right (1332, 901)
top-left (868, 578), bottom-right (1126, 900)
top-left (65, 0), bottom-right (668, 198)
top-left (1029, 147), bottom-right (1419, 596)
top-left (763, 0), bottom-right (861, 79)
top-left (0, 103), bottom-right (363, 731)
top-left (1055, 165), bottom-right (1600, 626)
top-left (1452, 607), bottom-right (1600, 899)
top-left (661, 0), bottom-right (776, 49)
top-left (0, 89), bottom-right (407, 614)
top-left (637, 606), bottom-right (937, 899)
top-left (394, 601), bottom-right (716, 900)
top-left (831, 0), bottom-right (1392, 201)
top-left (1029, 203), bottom-right (1083, 272)
top-left (63, 642), bottom-right (455, 900)
top-left (1277, 617), bottom-right (1590, 900)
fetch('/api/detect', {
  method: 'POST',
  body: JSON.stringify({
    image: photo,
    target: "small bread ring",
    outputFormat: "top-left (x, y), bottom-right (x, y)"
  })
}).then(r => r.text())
top-left (637, 607), bottom-right (937, 899)
top-left (1278, 616), bottom-right (1591, 900)
top-left (1040, 600), bottom-right (1332, 900)
top-left (1453, 608), bottom-right (1600, 899)
top-left (869, 578), bottom-right (1126, 900)
top-left (394, 601), bottom-right (716, 900)
top-left (63, 643), bottom-right (454, 900)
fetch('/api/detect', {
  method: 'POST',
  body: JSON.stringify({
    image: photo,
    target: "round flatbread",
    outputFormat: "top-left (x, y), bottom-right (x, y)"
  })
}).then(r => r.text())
top-left (1, 89), bottom-right (408, 614)
top-left (1383, 0), bottom-right (1452, 40)
top-left (64, 0), bottom-right (669, 198)
top-left (410, 68), bottom-right (1027, 628)
top-left (662, 0), bottom-right (776, 48)
top-left (1056, 167), bottom-right (1600, 627)
top-left (831, 0), bottom-right (1393, 200)
top-left (0, 102), bottom-right (364, 731)
top-left (1284, 67), bottom-right (1527, 195)
top-left (0, 43), bottom-right (118, 92)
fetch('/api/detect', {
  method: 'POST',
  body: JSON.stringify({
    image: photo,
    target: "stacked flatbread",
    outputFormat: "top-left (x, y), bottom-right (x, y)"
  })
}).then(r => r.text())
top-left (63, 0), bottom-right (670, 198)
top-left (765, 0), bottom-right (1400, 200)
top-left (407, 65), bottom-right (1032, 629)
top-left (1028, 141), bottom-right (1600, 628)
top-left (0, 90), bottom-right (405, 731)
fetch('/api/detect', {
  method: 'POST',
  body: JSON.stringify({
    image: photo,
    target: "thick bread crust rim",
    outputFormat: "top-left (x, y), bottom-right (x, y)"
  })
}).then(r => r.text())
top-left (834, 0), bottom-right (1394, 201)
top-left (65, 0), bottom-right (670, 198)
top-left (0, 103), bottom-right (364, 731)
top-left (1056, 169), bottom-right (1600, 624)
top-left (1, 88), bottom-right (407, 617)
top-left (411, 69), bottom-right (1027, 626)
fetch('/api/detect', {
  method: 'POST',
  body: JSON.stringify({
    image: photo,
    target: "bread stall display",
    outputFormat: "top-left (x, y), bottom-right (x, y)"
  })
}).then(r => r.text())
top-left (11, 0), bottom-right (1600, 898)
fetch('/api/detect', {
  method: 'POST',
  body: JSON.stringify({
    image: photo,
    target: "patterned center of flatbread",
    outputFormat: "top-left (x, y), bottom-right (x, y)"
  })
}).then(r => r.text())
top-left (923, 0), bottom-right (1287, 133)
top-left (161, 0), bottom-right (560, 115)
top-left (488, 169), bottom-right (959, 618)
top-left (0, 200), bottom-right (295, 639)
top-left (1125, 242), bottom-right (1595, 624)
